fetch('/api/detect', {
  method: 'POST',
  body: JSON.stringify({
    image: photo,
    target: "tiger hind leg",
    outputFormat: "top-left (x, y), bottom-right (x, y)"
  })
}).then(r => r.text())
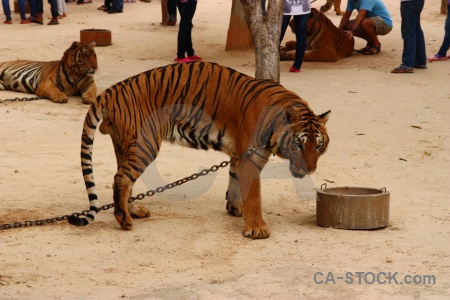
top-left (225, 163), bottom-right (243, 217)
top-left (334, 0), bottom-right (342, 15)
top-left (109, 136), bottom-right (153, 229)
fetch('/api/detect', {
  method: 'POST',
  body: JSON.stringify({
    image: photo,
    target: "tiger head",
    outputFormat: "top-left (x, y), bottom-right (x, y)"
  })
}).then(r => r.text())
top-left (276, 107), bottom-right (331, 178)
top-left (61, 41), bottom-right (98, 76)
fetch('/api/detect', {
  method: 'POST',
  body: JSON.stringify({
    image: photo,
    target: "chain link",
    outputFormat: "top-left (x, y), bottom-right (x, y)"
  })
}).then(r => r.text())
top-left (0, 96), bottom-right (42, 103)
top-left (0, 146), bottom-right (264, 230)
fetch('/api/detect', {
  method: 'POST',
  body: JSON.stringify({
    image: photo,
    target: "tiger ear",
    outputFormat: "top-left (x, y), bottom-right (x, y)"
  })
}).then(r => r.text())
top-left (319, 110), bottom-right (331, 124)
top-left (284, 107), bottom-right (299, 124)
top-left (70, 41), bottom-right (80, 49)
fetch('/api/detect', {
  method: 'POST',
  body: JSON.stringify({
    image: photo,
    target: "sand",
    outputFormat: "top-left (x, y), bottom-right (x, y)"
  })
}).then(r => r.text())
top-left (0, 1), bottom-right (449, 299)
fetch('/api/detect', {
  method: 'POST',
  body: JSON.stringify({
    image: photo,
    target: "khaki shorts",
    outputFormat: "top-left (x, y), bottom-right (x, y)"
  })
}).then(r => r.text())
top-left (372, 16), bottom-right (392, 35)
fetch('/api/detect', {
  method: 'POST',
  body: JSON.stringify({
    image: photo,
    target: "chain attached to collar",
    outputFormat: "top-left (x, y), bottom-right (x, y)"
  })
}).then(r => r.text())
top-left (0, 146), bottom-right (266, 230)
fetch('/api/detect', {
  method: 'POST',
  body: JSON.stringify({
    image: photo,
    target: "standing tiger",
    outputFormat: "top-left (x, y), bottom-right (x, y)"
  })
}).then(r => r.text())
top-left (68, 62), bottom-right (331, 239)
top-left (0, 41), bottom-right (97, 104)
top-left (280, 8), bottom-right (354, 62)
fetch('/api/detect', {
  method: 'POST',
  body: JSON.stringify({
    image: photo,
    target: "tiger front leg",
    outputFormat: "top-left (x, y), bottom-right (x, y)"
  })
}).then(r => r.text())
top-left (225, 163), bottom-right (243, 217)
top-left (237, 157), bottom-right (270, 239)
top-left (36, 82), bottom-right (68, 103)
top-left (80, 82), bottom-right (97, 105)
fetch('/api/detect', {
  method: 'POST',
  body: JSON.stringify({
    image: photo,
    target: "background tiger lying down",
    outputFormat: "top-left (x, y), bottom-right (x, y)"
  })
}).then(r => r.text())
top-left (68, 62), bottom-right (331, 239)
top-left (280, 8), bottom-right (354, 62)
top-left (0, 41), bottom-right (97, 104)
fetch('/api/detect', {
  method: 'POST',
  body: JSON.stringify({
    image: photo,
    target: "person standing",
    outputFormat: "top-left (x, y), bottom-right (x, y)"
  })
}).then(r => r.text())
top-left (391, 0), bottom-right (426, 73)
top-left (2, 0), bottom-right (30, 24)
top-left (338, 0), bottom-right (392, 55)
top-left (48, 0), bottom-right (59, 25)
top-left (168, 0), bottom-right (177, 25)
top-left (428, 0), bottom-right (450, 62)
top-left (280, 0), bottom-right (311, 72)
top-left (174, 0), bottom-right (201, 63)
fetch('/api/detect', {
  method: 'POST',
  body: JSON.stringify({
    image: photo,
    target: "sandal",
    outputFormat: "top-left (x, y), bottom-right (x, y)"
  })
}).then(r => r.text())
top-left (427, 54), bottom-right (447, 62)
top-left (355, 43), bottom-right (372, 54)
top-left (363, 44), bottom-right (381, 55)
top-left (391, 67), bottom-right (414, 74)
top-left (97, 5), bottom-right (105, 10)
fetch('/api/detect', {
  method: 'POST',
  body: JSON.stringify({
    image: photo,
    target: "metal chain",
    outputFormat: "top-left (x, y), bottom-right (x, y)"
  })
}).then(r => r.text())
top-left (0, 96), bottom-right (42, 103)
top-left (0, 146), bottom-right (263, 230)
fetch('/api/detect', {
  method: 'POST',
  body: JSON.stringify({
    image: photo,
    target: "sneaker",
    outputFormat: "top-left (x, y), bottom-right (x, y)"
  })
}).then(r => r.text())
top-left (289, 66), bottom-right (300, 73)
top-left (107, 9), bottom-right (123, 14)
top-left (4, 20), bottom-right (12, 24)
top-left (174, 57), bottom-right (193, 63)
top-left (187, 55), bottom-right (202, 61)
top-left (427, 54), bottom-right (447, 62)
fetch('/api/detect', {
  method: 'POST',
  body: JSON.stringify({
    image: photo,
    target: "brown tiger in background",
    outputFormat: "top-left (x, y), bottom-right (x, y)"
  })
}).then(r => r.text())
top-left (68, 62), bottom-right (331, 239)
top-left (320, 0), bottom-right (342, 15)
top-left (280, 8), bottom-right (354, 62)
top-left (0, 41), bottom-right (97, 104)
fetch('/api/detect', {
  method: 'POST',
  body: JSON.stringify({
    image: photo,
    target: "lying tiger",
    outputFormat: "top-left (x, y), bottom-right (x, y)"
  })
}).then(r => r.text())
top-left (68, 62), bottom-right (331, 239)
top-left (320, 0), bottom-right (342, 15)
top-left (0, 41), bottom-right (97, 104)
top-left (280, 8), bottom-right (354, 62)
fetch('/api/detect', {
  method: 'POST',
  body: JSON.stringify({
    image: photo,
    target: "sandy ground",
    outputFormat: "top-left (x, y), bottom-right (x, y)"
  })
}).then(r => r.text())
top-left (0, 1), bottom-right (449, 299)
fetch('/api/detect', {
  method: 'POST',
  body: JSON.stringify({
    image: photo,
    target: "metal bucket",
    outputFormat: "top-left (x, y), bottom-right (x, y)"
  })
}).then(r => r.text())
top-left (316, 184), bottom-right (390, 229)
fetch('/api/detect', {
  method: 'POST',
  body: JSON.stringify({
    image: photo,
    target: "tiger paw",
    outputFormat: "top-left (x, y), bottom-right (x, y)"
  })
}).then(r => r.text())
top-left (82, 95), bottom-right (96, 105)
top-left (226, 200), bottom-right (243, 217)
top-left (243, 223), bottom-right (270, 239)
top-left (128, 203), bottom-right (151, 219)
top-left (114, 211), bottom-right (133, 230)
top-left (49, 95), bottom-right (68, 103)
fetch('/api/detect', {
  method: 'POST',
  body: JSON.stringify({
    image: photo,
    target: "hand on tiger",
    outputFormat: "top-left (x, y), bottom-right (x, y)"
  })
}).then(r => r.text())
top-left (345, 30), bottom-right (354, 40)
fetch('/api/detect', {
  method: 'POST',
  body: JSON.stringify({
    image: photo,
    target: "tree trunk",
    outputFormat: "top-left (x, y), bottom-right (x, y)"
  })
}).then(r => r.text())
top-left (161, 0), bottom-right (168, 26)
top-left (226, 0), bottom-right (254, 51)
top-left (442, 0), bottom-right (448, 15)
top-left (239, 0), bottom-right (283, 82)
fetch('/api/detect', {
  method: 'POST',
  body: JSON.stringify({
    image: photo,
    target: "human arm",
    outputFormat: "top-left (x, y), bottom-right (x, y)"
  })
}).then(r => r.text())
top-left (338, 10), bottom-right (352, 30)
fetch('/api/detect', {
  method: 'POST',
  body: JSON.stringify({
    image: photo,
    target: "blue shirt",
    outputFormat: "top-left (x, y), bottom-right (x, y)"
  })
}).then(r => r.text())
top-left (346, 0), bottom-right (393, 28)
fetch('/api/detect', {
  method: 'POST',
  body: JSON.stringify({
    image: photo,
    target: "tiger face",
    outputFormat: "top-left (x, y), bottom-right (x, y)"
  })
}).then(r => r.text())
top-left (278, 107), bottom-right (330, 178)
top-left (62, 41), bottom-right (98, 76)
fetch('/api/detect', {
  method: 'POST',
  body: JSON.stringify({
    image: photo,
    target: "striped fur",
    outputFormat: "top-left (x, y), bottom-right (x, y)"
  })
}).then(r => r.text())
top-left (0, 41), bottom-right (97, 104)
top-left (280, 8), bottom-right (354, 62)
top-left (68, 62), bottom-right (331, 239)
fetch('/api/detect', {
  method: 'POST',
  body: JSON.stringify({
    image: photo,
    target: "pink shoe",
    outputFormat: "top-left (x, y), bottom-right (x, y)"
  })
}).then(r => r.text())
top-left (427, 54), bottom-right (447, 62)
top-left (174, 57), bottom-right (193, 63)
top-left (289, 66), bottom-right (300, 73)
top-left (187, 55), bottom-right (202, 61)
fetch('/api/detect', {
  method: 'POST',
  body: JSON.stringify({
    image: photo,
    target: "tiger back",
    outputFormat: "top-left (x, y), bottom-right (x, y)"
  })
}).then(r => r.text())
top-left (0, 41), bottom-right (98, 104)
top-left (69, 62), bottom-right (331, 239)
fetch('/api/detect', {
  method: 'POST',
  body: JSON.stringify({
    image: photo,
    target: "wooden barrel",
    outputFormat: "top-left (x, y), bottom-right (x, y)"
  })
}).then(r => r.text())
top-left (14, 0), bottom-right (31, 14)
top-left (80, 29), bottom-right (112, 47)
